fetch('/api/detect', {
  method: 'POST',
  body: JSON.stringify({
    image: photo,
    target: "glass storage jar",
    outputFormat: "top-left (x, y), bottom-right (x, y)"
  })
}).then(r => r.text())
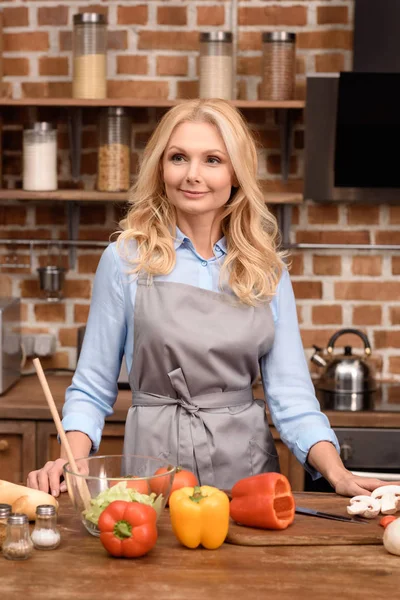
top-left (0, 504), bottom-right (12, 551)
top-left (73, 12), bottom-right (107, 99)
top-left (199, 31), bottom-right (233, 100)
top-left (23, 122), bottom-right (57, 191)
top-left (31, 505), bottom-right (60, 550)
top-left (260, 32), bottom-right (296, 101)
top-left (97, 107), bottom-right (132, 192)
top-left (2, 513), bottom-right (33, 560)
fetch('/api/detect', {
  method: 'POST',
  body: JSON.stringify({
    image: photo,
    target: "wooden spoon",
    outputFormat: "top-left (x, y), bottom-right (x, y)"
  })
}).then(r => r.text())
top-left (32, 357), bottom-right (92, 510)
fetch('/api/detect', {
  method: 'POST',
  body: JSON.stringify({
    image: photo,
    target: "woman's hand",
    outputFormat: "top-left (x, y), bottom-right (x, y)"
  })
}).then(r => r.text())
top-left (333, 473), bottom-right (400, 497)
top-left (27, 458), bottom-right (68, 497)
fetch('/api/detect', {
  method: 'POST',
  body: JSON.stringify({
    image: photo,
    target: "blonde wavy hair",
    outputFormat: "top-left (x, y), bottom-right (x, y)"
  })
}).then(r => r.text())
top-left (117, 98), bottom-right (286, 305)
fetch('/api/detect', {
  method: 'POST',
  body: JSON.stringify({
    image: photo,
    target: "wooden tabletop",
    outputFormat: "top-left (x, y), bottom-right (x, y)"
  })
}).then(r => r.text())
top-left (1, 374), bottom-right (400, 428)
top-left (0, 492), bottom-right (399, 600)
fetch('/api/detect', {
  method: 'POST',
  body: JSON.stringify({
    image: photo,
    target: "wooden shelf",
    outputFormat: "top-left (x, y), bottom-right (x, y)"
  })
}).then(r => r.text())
top-left (0, 97), bottom-right (305, 109)
top-left (0, 189), bottom-right (303, 204)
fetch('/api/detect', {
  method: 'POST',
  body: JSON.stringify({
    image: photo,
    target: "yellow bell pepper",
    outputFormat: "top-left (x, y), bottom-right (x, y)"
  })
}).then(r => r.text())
top-left (169, 485), bottom-right (230, 550)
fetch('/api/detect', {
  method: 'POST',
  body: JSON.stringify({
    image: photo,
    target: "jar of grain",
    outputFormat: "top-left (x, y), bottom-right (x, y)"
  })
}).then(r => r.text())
top-left (23, 122), bottom-right (57, 191)
top-left (97, 107), bottom-right (131, 192)
top-left (0, 504), bottom-right (12, 551)
top-left (199, 32), bottom-right (233, 100)
top-left (2, 513), bottom-right (33, 561)
top-left (73, 13), bottom-right (107, 99)
top-left (260, 32), bottom-right (296, 101)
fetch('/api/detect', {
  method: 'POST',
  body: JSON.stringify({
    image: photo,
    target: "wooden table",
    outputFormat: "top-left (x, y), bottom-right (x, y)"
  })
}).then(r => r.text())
top-left (1, 493), bottom-right (399, 599)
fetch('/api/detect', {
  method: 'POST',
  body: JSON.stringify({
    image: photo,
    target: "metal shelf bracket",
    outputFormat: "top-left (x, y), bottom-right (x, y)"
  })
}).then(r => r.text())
top-left (66, 201), bottom-right (80, 270)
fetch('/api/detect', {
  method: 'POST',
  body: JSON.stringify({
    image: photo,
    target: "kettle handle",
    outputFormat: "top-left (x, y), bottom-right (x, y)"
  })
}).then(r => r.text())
top-left (327, 328), bottom-right (372, 356)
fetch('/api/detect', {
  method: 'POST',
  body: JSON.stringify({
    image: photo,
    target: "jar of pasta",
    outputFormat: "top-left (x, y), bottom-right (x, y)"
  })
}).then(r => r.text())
top-left (72, 13), bottom-right (107, 99)
top-left (260, 32), bottom-right (296, 101)
top-left (97, 107), bottom-right (131, 192)
top-left (199, 31), bottom-right (233, 100)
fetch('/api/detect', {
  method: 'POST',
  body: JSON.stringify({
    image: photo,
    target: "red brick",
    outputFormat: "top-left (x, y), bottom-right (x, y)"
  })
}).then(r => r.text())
top-left (237, 56), bottom-right (262, 77)
top-left (335, 282), bottom-right (400, 301)
top-left (239, 32), bottom-right (262, 52)
top-left (389, 206), bottom-right (400, 224)
top-left (300, 328), bottom-right (338, 350)
top-left (307, 204), bottom-right (339, 225)
top-left (353, 305), bottom-right (382, 326)
top-left (347, 204), bottom-right (380, 225)
top-left (40, 352), bottom-right (70, 370)
top-left (74, 304), bottom-right (90, 323)
top-left (3, 57), bottom-right (30, 77)
top-left (108, 80), bottom-right (169, 99)
top-left (261, 179), bottom-right (303, 194)
top-left (138, 31), bottom-right (198, 51)
top-left (37, 6), bottom-right (68, 26)
top-left (78, 254), bottom-right (101, 274)
top-left (35, 206), bottom-right (65, 226)
top-left (63, 280), bottom-right (91, 299)
top-left (2, 7), bottom-right (29, 28)
top-left (313, 255), bottom-right (342, 276)
top-left (392, 257), bottom-right (400, 275)
top-left (266, 155), bottom-right (298, 176)
top-left (312, 305), bottom-right (342, 325)
top-left (317, 6), bottom-right (348, 25)
top-left (108, 31), bottom-right (128, 51)
top-left (390, 307), bottom-right (400, 325)
top-left (0, 228), bottom-right (50, 240)
top-left (157, 6), bottom-right (187, 25)
top-left (389, 357), bottom-right (400, 374)
top-left (21, 81), bottom-right (72, 98)
top-left (352, 256), bottom-right (382, 276)
top-left (117, 5), bottom-right (148, 25)
top-left (117, 55), bottom-right (148, 76)
top-left (288, 253), bottom-right (303, 276)
top-left (59, 327), bottom-right (79, 347)
top-left (39, 57), bottom-right (69, 77)
top-left (296, 231), bottom-right (370, 244)
top-left (0, 206), bottom-right (27, 226)
top-left (197, 6), bottom-right (225, 26)
top-left (239, 5), bottom-right (307, 26)
top-left (376, 231), bottom-right (400, 245)
top-left (0, 275), bottom-right (12, 296)
top-left (34, 303), bottom-right (66, 322)
top-left (297, 30), bottom-right (353, 50)
top-left (157, 56), bottom-right (188, 77)
top-left (292, 281), bottom-right (322, 299)
top-left (315, 53), bottom-right (345, 73)
top-left (374, 331), bottom-right (400, 349)
top-left (4, 32), bottom-right (48, 52)
top-left (177, 80), bottom-right (199, 99)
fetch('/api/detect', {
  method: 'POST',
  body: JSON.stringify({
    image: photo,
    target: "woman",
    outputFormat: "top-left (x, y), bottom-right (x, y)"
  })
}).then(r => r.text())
top-left (28, 99), bottom-right (386, 498)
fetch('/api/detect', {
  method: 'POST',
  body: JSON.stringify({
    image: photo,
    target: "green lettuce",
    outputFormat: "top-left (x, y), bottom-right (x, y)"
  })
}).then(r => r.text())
top-left (83, 481), bottom-right (164, 526)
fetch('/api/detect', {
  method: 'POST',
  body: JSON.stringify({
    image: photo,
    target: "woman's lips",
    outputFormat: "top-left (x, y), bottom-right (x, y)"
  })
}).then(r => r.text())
top-left (180, 189), bottom-right (209, 198)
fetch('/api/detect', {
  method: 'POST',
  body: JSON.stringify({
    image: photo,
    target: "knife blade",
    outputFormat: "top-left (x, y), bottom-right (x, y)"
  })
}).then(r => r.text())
top-left (295, 506), bottom-right (370, 524)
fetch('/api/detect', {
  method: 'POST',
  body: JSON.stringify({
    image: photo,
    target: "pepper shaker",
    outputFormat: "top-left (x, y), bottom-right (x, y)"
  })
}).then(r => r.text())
top-left (0, 504), bottom-right (12, 551)
top-left (2, 514), bottom-right (34, 560)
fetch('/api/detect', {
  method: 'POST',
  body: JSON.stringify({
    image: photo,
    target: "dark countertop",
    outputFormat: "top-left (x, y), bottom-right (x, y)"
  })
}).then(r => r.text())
top-left (0, 492), bottom-right (398, 600)
top-left (1, 374), bottom-right (400, 428)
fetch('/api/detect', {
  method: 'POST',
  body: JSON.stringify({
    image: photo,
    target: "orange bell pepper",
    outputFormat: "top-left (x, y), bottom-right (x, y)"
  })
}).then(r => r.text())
top-left (169, 485), bottom-right (230, 549)
top-left (230, 472), bottom-right (295, 530)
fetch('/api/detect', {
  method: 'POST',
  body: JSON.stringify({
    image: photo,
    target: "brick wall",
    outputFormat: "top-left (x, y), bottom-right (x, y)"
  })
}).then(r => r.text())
top-left (1, 0), bottom-right (399, 381)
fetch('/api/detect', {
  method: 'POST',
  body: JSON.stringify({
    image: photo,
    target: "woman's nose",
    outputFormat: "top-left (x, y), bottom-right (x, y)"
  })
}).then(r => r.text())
top-left (185, 161), bottom-right (201, 183)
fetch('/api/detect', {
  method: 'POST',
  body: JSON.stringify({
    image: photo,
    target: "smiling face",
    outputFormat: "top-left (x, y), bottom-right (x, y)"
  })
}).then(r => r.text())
top-left (161, 121), bottom-right (235, 223)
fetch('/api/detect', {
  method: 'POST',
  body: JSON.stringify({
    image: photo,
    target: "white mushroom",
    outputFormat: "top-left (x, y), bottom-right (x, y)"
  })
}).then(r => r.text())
top-left (347, 495), bottom-right (381, 518)
top-left (371, 486), bottom-right (400, 515)
top-left (383, 518), bottom-right (400, 556)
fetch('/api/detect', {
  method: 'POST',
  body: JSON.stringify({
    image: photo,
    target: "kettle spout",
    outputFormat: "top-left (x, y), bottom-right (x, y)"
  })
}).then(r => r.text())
top-left (311, 345), bottom-right (327, 368)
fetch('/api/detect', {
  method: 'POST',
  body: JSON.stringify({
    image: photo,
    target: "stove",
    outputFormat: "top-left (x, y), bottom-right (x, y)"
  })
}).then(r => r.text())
top-left (315, 381), bottom-right (400, 412)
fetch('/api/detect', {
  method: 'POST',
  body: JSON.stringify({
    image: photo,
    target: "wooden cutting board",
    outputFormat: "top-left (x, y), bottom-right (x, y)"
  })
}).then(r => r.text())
top-left (225, 492), bottom-right (384, 546)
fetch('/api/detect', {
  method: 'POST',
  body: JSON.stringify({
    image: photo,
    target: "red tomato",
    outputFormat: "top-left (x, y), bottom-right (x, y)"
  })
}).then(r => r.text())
top-left (379, 515), bottom-right (397, 528)
top-left (109, 476), bottom-right (150, 495)
top-left (150, 466), bottom-right (198, 503)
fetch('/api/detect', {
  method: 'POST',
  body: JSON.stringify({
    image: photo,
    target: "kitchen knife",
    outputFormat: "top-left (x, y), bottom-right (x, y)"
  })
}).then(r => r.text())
top-left (295, 506), bottom-right (370, 524)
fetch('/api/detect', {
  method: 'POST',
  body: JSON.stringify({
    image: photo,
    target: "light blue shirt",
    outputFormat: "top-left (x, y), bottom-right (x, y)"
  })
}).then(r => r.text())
top-left (63, 228), bottom-right (339, 479)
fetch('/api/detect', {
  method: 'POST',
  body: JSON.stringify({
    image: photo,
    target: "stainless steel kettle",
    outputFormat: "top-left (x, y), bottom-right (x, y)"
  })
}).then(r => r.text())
top-left (311, 328), bottom-right (377, 411)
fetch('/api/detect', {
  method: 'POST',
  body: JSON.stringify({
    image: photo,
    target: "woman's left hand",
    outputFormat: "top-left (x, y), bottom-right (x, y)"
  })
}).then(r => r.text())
top-left (334, 473), bottom-right (400, 497)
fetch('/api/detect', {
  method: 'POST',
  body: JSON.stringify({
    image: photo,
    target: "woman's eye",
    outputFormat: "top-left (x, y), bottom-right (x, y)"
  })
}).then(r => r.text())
top-left (171, 154), bottom-right (185, 162)
top-left (207, 156), bottom-right (221, 164)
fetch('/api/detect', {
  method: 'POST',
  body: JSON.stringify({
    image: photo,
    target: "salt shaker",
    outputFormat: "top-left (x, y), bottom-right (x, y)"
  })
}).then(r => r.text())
top-left (2, 513), bottom-right (34, 560)
top-left (31, 505), bottom-right (61, 550)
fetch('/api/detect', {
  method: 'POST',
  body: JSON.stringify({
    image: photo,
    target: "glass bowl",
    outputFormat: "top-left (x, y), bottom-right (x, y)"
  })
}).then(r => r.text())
top-left (63, 454), bottom-right (176, 537)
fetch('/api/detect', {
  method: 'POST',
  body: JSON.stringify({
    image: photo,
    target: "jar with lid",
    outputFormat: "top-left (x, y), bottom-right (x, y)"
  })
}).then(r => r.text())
top-left (73, 13), bottom-right (107, 99)
top-left (199, 32), bottom-right (233, 100)
top-left (97, 107), bottom-right (132, 192)
top-left (0, 504), bottom-right (11, 551)
top-left (2, 513), bottom-right (34, 560)
top-left (260, 32), bottom-right (296, 101)
top-left (23, 122), bottom-right (57, 191)
top-left (31, 505), bottom-right (60, 550)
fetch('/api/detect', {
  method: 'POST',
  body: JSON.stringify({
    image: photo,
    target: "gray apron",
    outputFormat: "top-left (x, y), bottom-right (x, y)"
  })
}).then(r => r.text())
top-left (123, 276), bottom-right (280, 490)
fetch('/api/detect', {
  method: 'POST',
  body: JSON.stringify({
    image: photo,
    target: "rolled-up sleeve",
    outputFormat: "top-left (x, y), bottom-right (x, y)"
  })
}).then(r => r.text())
top-left (62, 244), bottom-right (127, 453)
top-left (259, 269), bottom-right (339, 479)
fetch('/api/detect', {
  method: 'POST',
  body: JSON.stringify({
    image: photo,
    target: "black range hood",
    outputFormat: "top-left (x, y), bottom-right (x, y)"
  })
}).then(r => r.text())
top-left (304, 0), bottom-right (400, 203)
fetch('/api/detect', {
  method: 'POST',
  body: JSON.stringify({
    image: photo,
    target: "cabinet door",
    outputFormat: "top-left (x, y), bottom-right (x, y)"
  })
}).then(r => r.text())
top-left (36, 422), bottom-right (125, 466)
top-left (0, 421), bottom-right (36, 484)
top-left (272, 428), bottom-right (305, 492)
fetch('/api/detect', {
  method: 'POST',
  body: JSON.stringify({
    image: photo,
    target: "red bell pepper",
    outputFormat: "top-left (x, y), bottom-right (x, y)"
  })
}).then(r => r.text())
top-left (230, 472), bottom-right (295, 530)
top-left (98, 500), bottom-right (158, 558)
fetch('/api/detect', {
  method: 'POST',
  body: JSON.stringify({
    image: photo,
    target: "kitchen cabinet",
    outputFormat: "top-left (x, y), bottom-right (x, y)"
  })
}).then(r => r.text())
top-left (0, 420), bottom-right (36, 484)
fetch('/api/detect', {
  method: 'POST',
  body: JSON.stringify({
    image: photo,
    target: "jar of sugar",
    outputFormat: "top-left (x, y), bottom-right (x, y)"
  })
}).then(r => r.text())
top-left (23, 122), bottom-right (57, 191)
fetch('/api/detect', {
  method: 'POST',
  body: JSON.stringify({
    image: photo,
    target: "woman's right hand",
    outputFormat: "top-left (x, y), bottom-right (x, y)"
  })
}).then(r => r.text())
top-left (27, 458), bottom-right (68, 497)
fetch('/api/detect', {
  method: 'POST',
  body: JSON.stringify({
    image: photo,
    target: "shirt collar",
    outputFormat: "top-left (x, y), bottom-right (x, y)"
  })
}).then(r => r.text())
top-left (173, 227), bottom-right (227, 255)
